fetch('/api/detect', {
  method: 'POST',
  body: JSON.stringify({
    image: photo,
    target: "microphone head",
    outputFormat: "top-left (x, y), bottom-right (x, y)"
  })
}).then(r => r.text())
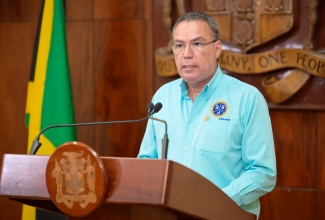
top-left (147, 103), bottom-right (154, 114)
top-left (153, 102), bottom-right (162, 114)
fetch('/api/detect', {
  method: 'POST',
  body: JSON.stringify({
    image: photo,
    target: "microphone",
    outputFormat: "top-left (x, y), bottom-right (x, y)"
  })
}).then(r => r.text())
top-left (150, 102), bottom-right (162, 116)
top-left (147, 102), bottom-right (154, 115)
top-left (29, 102), bottom-right (162, 155)
top-left (149, 103), bottom-right (169, 159)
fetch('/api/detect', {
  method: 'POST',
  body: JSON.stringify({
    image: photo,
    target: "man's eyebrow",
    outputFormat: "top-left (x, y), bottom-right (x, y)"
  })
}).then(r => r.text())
top-left (191, 37), bottom-right (205, 42)
top-left (173, 37), bottom-right (205, 43)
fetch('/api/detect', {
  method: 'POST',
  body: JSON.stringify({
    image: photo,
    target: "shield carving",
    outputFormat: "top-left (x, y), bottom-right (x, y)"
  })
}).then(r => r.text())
top-left (58, 151), bottom-right (85, 196)
top-left (205, 0), bottom-right (293, 52)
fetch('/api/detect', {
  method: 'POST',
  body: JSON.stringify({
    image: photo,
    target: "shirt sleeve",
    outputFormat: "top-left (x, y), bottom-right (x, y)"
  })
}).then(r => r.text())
top-left (222, 92), bottom-right (277, 206)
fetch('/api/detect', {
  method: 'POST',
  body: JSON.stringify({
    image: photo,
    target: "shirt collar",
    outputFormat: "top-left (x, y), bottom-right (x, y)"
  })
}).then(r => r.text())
top-left (179, 65), bottom-right (223, 100)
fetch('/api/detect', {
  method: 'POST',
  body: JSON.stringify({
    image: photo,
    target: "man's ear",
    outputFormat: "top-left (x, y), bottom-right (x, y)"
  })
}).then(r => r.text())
top-left (215, 40), bottom-right (222, 59)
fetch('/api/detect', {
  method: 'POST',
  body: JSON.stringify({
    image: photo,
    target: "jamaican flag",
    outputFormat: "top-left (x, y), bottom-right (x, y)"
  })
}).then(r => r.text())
top-left (23, 0), bottom-right (76, 219)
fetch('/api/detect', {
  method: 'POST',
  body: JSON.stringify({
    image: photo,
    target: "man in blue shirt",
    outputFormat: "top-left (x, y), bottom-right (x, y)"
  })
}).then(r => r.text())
top-left (138, 12), bottom-right (276, 218)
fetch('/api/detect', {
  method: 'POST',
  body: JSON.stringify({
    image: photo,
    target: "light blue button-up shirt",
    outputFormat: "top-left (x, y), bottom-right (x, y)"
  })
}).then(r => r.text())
top-left (138, 66), bottom-right (277, 217)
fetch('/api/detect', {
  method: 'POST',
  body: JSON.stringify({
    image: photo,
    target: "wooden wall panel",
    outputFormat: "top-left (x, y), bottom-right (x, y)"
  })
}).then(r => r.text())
top-left (93, 20), bottom-right (150, 157)
top-left (270, 110), bottom-right (318, 188)
top-left (259, 189), bottom-right (317, 220)
top-left (66, 0), bottom-right (93, 20)
top-left (0, 0), bottom-right (41, 21)
top-left (0, 23), bottom-right (35, 153)
top-left (258, 110), bottom-right (321, 219)
top-left (320, 191), bottom-right (325, 220)
top-left (94, 0), bottom-right (146, 20)
top-left (318, 111), bottom-right (325, 189)
top-left (66, 22), bottom-right (95, 148)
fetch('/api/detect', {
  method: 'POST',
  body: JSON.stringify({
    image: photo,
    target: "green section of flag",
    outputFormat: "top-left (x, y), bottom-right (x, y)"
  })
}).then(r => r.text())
top-left (41, 0), bottom-right (76, 146)
top-left (25, 113), bottom-right (30, 128)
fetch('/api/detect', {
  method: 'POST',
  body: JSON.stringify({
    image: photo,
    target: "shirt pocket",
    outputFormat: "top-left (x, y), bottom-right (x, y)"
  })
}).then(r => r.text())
top-left (196, 119), bottom-right (231, 156)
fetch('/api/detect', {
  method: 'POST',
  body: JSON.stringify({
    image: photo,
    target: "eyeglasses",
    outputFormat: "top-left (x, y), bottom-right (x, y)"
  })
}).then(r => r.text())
top-left (172, 39), bottom-right (218, 54)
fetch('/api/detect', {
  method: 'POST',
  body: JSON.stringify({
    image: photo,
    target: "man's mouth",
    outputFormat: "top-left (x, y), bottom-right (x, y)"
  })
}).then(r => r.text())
top-left (182, 65), bottom-right (196, 70)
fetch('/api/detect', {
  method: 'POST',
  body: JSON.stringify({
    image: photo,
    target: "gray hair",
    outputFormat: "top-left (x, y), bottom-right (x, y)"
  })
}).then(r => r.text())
top-left (172, 12), bottom-right (220, 40)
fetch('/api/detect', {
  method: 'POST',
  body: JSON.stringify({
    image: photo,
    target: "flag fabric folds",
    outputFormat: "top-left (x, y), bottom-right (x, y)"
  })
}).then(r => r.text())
top-left (23, 0), bottom-right (76, 219)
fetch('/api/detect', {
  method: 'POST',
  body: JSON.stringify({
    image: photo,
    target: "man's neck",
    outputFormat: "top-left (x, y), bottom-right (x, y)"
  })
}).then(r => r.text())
top-left (187, 86), bottom-right (202, 101)
top-left (187, 78), bottom-right (210, 101)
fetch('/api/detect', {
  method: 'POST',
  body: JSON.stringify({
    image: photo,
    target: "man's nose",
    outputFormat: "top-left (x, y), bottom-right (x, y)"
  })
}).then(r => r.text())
top-left (183, 44), bottom-right (194, 57)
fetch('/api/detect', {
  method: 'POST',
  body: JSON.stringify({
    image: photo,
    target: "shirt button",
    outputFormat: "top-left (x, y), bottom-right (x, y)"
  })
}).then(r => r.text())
top-left (189, 124), bottom-right (192, 128)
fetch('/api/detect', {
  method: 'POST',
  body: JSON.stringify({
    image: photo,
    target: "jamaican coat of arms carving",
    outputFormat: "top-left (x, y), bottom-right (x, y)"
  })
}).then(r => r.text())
top-left (205, 0), bottom-right (324, 106)
top-left (155, 0), bottom-right (325, 107)
top-left (51, 151), bottom-right (97, 209)
top-left (46, 142), bottom-right (107, 217)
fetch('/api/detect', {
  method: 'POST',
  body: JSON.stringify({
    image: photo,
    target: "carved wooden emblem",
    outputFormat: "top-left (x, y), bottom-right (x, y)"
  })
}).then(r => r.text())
top-left (206, 0), bottom-right (294, 52)
top-left (206, 0), bottom-right (324, 105)
top-left (155, 0), bottom-right (325, 107)
top-left (46, 142), bottom-right (107, 217)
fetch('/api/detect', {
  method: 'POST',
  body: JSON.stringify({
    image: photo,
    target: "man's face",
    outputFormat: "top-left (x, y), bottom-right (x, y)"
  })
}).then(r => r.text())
top-left (173, 20), bottom-right (221, 87)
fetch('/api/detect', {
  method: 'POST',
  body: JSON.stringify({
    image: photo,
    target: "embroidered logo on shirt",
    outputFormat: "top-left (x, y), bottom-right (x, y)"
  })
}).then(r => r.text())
top-left (211, 101), bottom-right (228, 117)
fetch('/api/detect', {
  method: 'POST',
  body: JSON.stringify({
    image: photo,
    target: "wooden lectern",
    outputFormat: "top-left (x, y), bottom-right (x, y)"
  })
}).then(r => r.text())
top-left (0, 142), bottom-right (256, 220)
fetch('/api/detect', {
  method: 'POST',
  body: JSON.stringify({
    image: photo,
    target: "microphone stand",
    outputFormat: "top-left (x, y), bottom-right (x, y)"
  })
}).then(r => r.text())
top-left (30, 102), bottom-right (163, 155)
top-left (149, 117), bottom-right (169, 159)
top-left (29, 117), bottom-right (150, 155)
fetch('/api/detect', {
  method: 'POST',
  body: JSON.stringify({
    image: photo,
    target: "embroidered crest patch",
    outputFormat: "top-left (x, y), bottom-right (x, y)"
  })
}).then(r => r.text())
top-left (211, 101), bottom-right (228, 117)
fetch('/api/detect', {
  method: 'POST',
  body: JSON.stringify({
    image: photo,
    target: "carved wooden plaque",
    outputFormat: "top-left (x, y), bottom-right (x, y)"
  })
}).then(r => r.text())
top-left (204, 0), bottom-right (324, 107)
top-left (46, 142), bottom-right (108, 217)
top-left (155, 0), bottom-right (325, 109)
